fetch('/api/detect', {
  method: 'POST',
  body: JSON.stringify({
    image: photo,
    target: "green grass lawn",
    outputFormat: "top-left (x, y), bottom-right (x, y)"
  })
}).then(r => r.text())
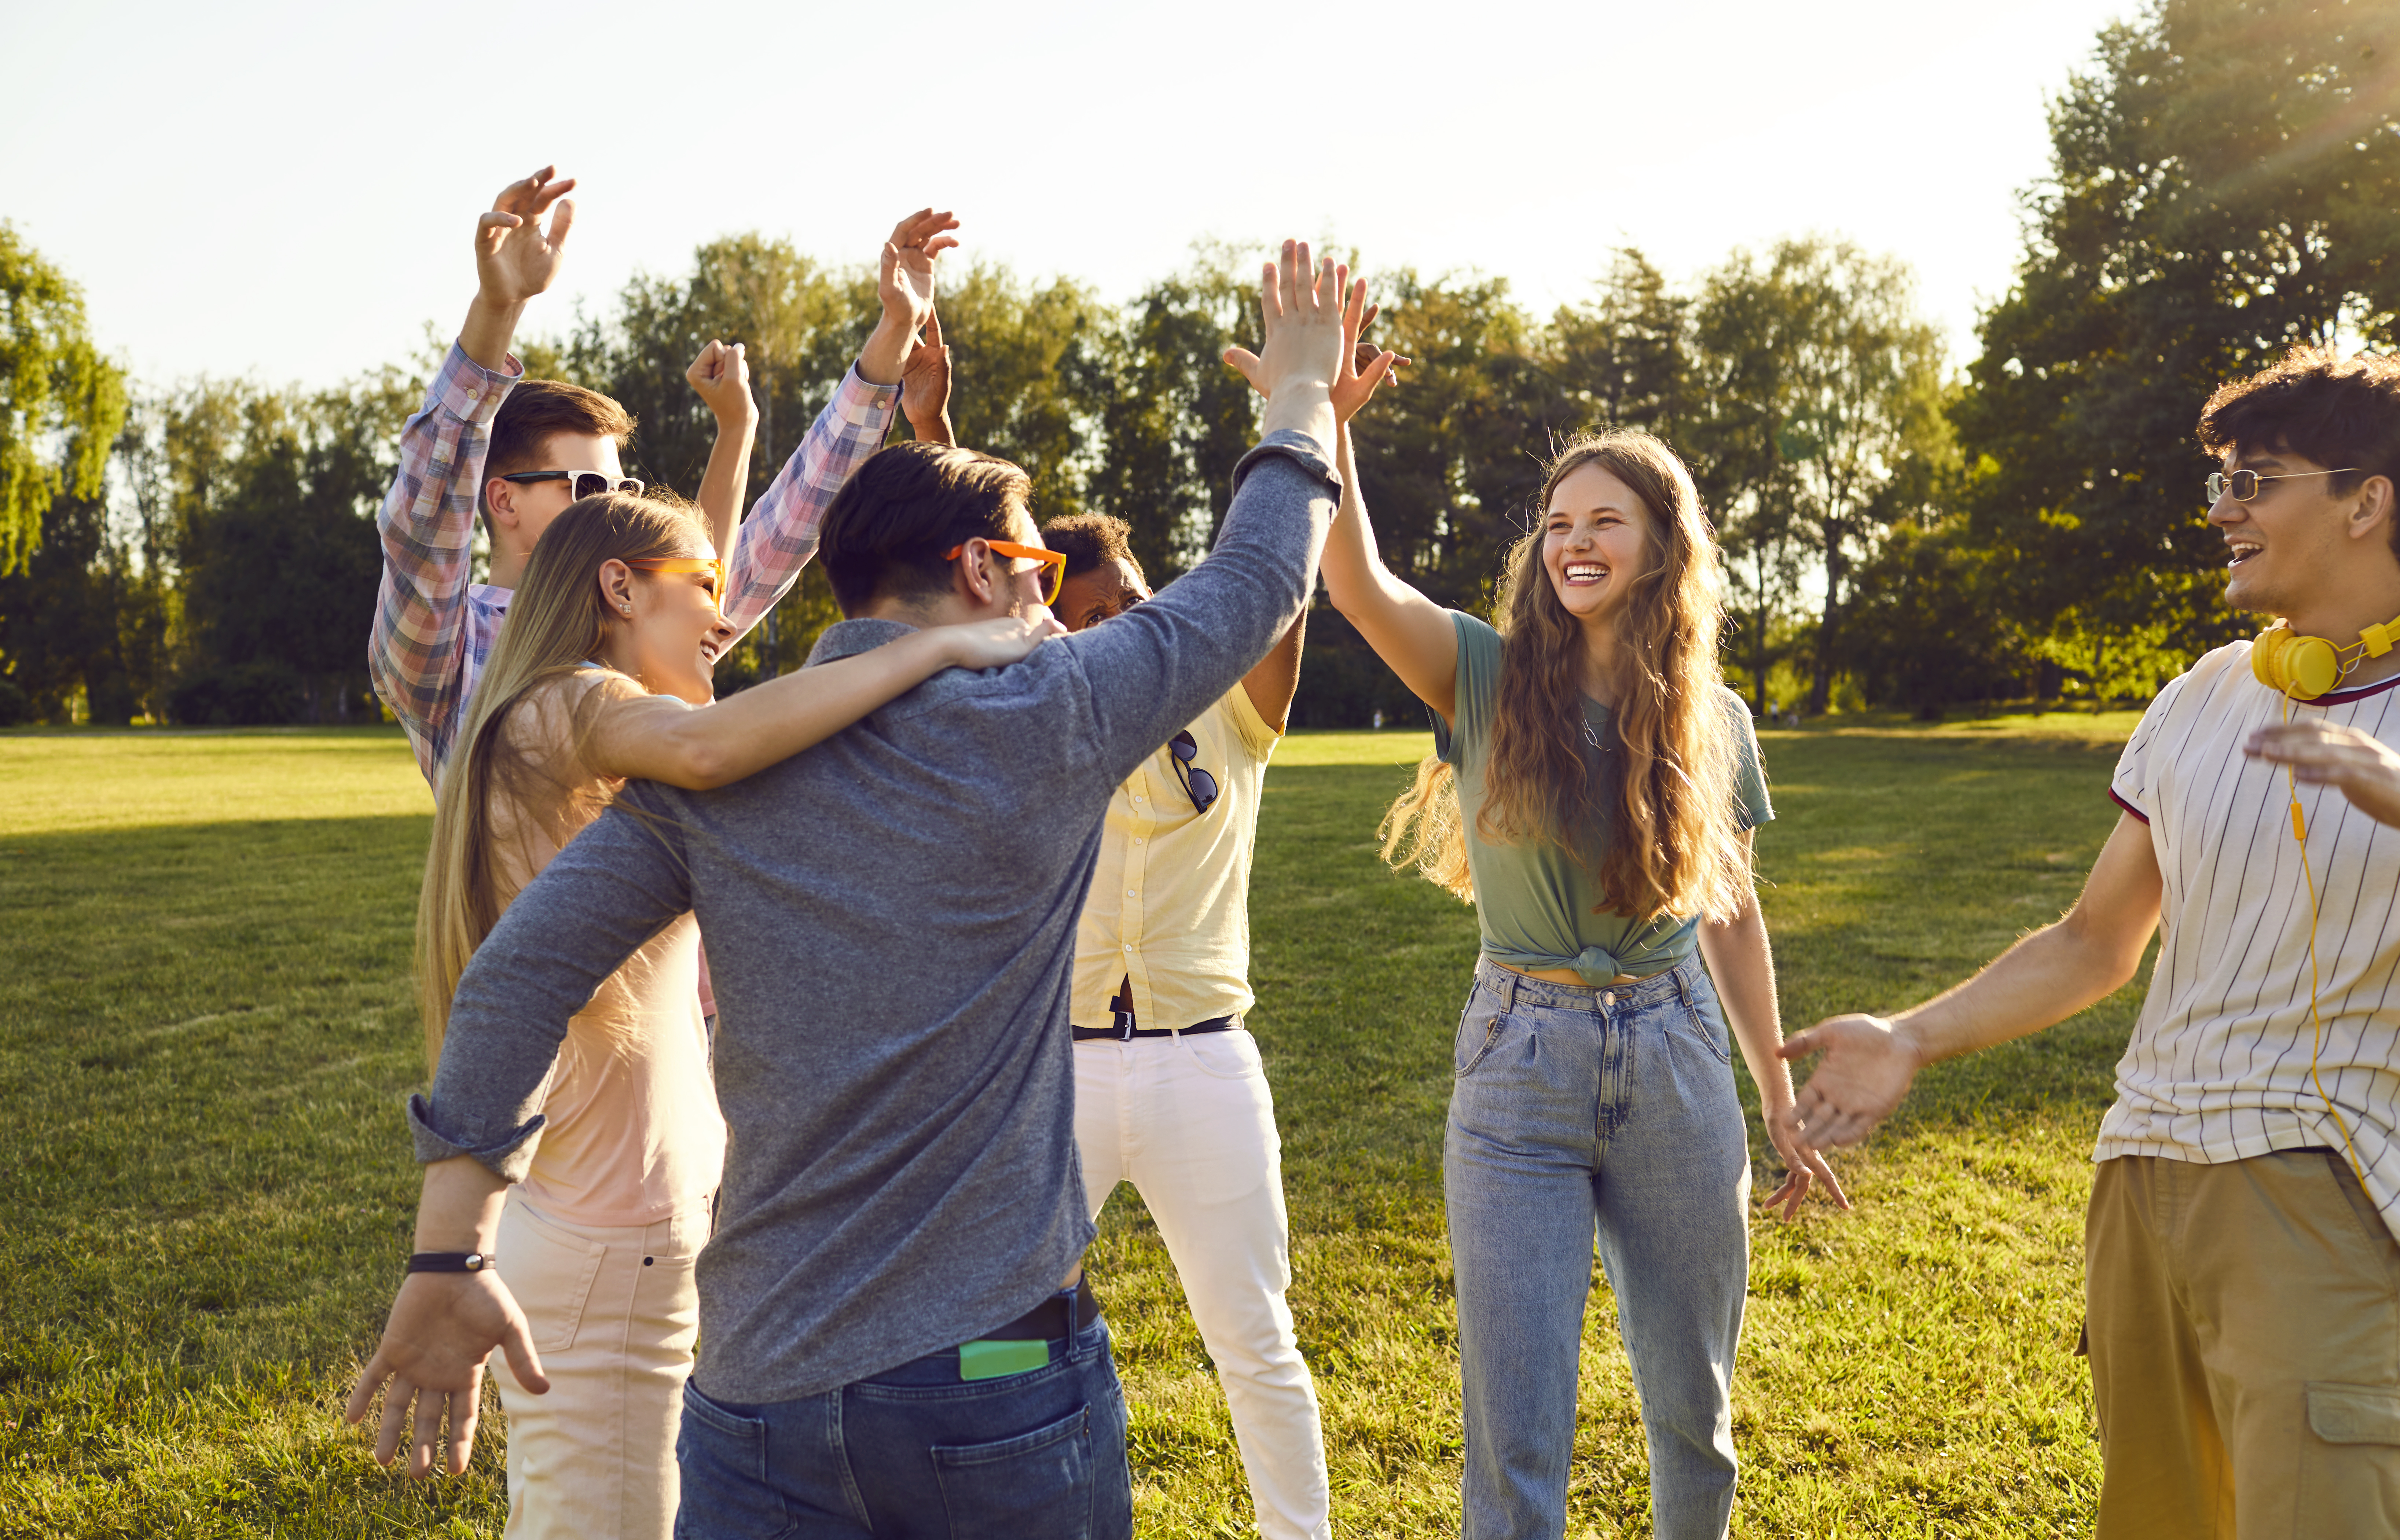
top-left (0, 714), bottom-right (2151, 1536)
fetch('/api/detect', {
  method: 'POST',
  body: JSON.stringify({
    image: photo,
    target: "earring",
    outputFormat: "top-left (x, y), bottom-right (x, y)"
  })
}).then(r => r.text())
top-left (620, 603), bottom-right (632, 615)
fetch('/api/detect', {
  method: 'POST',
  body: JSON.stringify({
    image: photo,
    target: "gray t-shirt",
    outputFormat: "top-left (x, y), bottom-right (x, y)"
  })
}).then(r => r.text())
top-left (409, 431), bottom-right (1338, 1403)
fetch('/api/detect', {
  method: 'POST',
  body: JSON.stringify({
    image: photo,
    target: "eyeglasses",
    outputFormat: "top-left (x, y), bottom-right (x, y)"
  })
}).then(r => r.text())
top-left (499, 470), bottom-right (647, 500)
top-left (624, 556), bottom-right (728, 617)
top-left (1169, 730), bottom-right (1218, 815)
top-left (2206, 467), bottom-right (2358, 503)
top-left (944, 539), bottom-right (1065, 605)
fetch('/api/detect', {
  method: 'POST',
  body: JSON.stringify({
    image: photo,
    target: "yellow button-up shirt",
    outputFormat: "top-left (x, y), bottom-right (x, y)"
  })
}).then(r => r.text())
top-left (1070, 684), bottom-right (1281, 1030)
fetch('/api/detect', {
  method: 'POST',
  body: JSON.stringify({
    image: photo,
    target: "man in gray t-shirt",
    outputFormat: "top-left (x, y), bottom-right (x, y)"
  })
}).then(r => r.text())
top-left (345, 243), bottom-right (1351, 1533)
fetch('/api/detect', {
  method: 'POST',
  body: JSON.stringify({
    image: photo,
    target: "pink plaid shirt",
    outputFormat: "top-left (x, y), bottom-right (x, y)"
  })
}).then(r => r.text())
top-left (368, 342), bottom-right (898, 785)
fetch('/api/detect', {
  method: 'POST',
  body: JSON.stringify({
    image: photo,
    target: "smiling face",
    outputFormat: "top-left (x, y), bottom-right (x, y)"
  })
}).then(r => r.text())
top-left (2210, 444), bottom-right (2359, 618)
top-left (1542, 461), bottom-right (1656, 625)
top-left (602, 545), bottom-right (735, 705)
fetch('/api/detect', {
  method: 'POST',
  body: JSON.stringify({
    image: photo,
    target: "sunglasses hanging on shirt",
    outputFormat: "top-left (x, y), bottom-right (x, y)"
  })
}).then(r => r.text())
top-left (1170, 730), bottom-right (1218, 815)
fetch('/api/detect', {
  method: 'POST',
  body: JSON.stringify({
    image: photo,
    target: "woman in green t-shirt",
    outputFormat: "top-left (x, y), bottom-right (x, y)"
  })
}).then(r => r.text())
top-left (1321, 420), bottom-right (1847, 1540)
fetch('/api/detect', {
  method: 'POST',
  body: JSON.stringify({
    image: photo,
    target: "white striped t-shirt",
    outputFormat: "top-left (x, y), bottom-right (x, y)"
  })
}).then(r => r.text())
top-left (2098, 641), bottom-right (2400, 1240)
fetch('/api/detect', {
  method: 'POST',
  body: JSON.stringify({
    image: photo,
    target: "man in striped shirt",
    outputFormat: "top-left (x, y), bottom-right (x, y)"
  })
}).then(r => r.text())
top-left (1784, 346), bottom-right (2400, 1537)
top-left (369, 166), bottom-right (955, 783)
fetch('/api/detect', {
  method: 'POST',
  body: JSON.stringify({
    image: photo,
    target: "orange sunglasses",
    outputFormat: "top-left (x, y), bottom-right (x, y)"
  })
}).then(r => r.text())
top-left (944, 539), bottom-right (1065, 605)
top-left (625, 556), bottom-right (729, 616)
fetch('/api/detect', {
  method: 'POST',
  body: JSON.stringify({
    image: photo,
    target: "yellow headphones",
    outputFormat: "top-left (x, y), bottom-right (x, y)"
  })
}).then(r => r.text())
top-left (2251, 613), bottom-right (2400, 700)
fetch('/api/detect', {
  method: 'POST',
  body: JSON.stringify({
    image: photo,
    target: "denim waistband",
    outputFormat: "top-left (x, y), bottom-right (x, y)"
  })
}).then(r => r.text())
top-left (1473, 954), bottom-right (1699, 1015)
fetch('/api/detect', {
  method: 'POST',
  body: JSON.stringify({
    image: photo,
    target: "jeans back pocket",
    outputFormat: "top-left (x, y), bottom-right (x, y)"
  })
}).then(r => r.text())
top-left (933, 1403), bottom-right (1095, 1539)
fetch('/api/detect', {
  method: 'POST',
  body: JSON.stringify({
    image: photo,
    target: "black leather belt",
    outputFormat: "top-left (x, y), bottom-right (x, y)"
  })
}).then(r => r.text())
top-left (1072, 1013), bottom-right (1238, 1042)
top-left (978, 1275), bottom-right (1101, 1342)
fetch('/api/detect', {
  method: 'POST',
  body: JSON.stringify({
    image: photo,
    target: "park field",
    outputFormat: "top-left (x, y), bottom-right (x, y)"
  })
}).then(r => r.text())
top-left (0, 714), bottom-right (2150, 1537)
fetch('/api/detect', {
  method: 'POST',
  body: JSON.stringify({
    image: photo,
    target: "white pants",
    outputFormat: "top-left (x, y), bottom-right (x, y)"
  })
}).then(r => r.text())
top-left (1075, 1028), bottom-right (1331, 1540)
top-left (493, 1191), bottom-right (709, 1540)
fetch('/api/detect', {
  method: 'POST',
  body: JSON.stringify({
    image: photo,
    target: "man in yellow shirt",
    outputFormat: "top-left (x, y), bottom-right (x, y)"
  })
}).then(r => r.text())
top-left (1042, 513), bottom-right (1329, 1540)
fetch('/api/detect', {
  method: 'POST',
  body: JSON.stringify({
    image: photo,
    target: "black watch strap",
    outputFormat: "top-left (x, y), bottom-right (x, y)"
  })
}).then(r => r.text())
top-left (406, 1251), bottom-right (495, 1273)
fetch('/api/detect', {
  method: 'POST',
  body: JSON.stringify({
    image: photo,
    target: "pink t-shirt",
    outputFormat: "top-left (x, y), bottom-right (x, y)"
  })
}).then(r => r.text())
top-left (484, 675), bottom-right (726, 1227)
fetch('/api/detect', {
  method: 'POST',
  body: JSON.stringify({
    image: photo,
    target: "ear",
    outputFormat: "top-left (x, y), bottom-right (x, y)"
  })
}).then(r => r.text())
top-left (2349, 474), bottom-right (2396, 544)
top-left (486, 477), bottom-right (521, 533)
top-left (596, 558), bottom-right (637, 617)
top-left (953, 538), bottom-right (996, 606)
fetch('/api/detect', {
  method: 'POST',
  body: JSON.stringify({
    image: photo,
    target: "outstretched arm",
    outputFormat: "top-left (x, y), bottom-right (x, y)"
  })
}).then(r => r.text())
top-left (582, 614), bottom-right (1057, 789)
top-left (1323, 423), bottom-right (1461, 720)
top-left (1783, 811), bottom-right (2163, 1150)
top-left (718, 209), bottom-right (955, 638)
top-left (687, 340), bottom-right (760, 562)
top-left (371, 168), bottom-right (574, 778)
top-left (349, 799), bottom-right (693, 1475)
top-left (1241, 610), bottom-right (1307, 734)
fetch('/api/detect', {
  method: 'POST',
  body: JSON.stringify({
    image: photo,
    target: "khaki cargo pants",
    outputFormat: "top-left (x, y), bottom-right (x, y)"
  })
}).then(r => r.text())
top-left (2087, 1149), bottom-right (2400, 1538)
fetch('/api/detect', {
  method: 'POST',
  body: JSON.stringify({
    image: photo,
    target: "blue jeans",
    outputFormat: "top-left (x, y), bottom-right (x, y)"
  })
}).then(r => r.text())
top-left (673, 1301), bottom-right (1131, 1539)
top-left (1446, 959), bottom-right (1751, 1540)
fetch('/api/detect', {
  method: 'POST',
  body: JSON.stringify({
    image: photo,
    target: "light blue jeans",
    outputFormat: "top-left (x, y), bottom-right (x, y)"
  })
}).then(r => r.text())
top-left (1446, 958), bottom-right (1751, 1540)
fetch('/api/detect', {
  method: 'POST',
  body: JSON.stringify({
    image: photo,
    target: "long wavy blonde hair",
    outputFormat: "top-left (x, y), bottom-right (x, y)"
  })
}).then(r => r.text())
top-left (1380, 430), bottom-right (1751, 924)
top-left (414, 491), bottom-right (706, 1071)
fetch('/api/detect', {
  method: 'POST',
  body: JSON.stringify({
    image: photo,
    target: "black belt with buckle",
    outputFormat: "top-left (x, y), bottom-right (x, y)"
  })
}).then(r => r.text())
top-left (984, 1274), bottom-right (1102, 1341)
top-left (1072, 1013), bottom-right (1238, 1042)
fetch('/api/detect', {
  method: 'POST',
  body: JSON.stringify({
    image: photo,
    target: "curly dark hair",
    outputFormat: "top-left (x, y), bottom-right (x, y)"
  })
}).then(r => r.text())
top-left (2200, 345), bottom-right (2400, 556)
top-left (1037, 513), bottom-right (1141, 581)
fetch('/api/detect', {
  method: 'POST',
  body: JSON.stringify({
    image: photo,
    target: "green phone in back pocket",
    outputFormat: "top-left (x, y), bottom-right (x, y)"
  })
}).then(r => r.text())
top-left (958, 1339), bottom-right (1049, 1381)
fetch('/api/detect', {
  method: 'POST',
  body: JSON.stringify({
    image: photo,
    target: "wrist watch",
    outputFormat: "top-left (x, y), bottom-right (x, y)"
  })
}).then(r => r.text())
top-left (406, 1251), bottom-right (495, 1273)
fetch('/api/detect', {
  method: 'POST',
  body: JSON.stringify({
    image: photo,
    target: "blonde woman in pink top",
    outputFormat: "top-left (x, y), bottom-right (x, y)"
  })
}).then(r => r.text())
top-left (410, 490), bottom-right (1053, 1538)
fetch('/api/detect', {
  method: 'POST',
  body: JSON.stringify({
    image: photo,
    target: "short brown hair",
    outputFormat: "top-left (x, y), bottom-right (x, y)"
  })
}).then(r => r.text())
top-left (819, 442), bottom-right (1033, 614)
top-left (485, 379), bottom-right (636, 511)
top-left (2199, 346), bottom-right (2400, 556)
top-left (1038, 514), bottom-right (1141, 581)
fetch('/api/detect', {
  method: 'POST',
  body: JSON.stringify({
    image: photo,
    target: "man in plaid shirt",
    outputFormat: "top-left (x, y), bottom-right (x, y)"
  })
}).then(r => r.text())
top-left (369, 166), bottom-right (961, 784)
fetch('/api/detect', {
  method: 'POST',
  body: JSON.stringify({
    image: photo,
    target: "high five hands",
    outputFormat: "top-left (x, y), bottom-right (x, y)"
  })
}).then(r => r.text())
top-left (1226, 257), bottom-right (1409, 424)
top-left (860, 209), bottom-right (961, 387)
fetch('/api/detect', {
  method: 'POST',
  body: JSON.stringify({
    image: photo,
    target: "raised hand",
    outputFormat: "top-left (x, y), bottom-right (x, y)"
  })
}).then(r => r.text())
top-left (1252, 242), bottom-right (1349, 451)
top-left (1781, 1013), bottom-right (1922, 1151)
top-left (343, 1271), bottom-right (547, 1477)
top-left (1226, 271), bottom-right (1407, 423)
top-left (902, 307), bottom-right (954, 444)
top-left (686, 340), bottom-right (757, 428)
top-left (859, 209), bottom-right (961, 386)
top-left (2246, 719), bottom-right (2400, 827)
top-left (475, 166), bottom-right (577, 312)
top-left (880, 209), bottom-right (961, 337)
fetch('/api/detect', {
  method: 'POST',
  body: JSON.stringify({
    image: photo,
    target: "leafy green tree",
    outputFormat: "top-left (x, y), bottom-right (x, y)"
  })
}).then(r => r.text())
top-left (1692, 237), bottom-right (1949, 713)
top-left (0, 225), bottom-right (127, 576)
top-left (1955, 0), bottom-right (2400, 662)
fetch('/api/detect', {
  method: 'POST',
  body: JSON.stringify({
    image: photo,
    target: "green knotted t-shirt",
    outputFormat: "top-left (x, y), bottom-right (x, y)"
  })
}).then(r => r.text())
top-left (1431, 611), bottom-right (1772, 984)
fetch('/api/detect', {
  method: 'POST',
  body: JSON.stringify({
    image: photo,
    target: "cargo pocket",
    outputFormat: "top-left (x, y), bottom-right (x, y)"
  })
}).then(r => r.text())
top-left (495, 1198), bottom-right (606, 1356)
top-left (934, 1403), bottom-right (1095, 1540)
top-left (2307, 1383), bottom-right (2400, 1445)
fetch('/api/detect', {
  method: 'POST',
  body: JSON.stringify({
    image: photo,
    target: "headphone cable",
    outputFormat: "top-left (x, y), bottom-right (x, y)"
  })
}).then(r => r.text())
top-left (2283, 693), bottom-right (2367, 1187)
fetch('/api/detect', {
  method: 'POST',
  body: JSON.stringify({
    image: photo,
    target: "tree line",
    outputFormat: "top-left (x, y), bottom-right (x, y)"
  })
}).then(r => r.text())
top-left (4, 0), bottom-right (2395, 729)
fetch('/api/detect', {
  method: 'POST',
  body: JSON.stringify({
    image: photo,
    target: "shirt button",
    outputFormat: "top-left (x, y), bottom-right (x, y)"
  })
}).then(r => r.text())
top-left (1132, 794), bottom-right (1144, 804)
top-left (1126, 889), bottom-right (1137, 898)
top-left (1133, 837), bottom-right (1143, 845)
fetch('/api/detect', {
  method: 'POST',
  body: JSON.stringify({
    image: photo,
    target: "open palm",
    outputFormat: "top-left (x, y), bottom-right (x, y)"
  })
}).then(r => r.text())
top-left (878, 209), bottom-right (960, 334)
top-left (476, 166), bottom-right (576, 310)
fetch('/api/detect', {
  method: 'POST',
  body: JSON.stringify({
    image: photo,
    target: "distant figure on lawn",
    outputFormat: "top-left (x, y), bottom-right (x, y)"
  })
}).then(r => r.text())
top-left (1787, 344), bottom-right (2400, 1538)
top-left (345, 242), bottom-right (1352, 1537)
top-left (1238, 341), bottom-right (1842, 1536)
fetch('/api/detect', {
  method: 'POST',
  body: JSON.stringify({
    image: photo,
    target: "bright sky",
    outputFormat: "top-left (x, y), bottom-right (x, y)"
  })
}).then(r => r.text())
top-left (3, 0), bottom-right (2134, 391)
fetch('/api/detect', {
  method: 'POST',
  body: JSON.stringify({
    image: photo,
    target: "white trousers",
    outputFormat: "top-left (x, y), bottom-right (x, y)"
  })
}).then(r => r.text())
top-left (493, 1191), bottom-right (709, 1540)
top-left (1074, 1028), bottom-right (1332, 1540)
